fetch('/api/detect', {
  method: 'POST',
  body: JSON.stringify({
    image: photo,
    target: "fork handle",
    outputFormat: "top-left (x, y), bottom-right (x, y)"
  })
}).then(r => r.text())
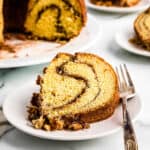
top-left (122, 97), bottom-right (138, 150)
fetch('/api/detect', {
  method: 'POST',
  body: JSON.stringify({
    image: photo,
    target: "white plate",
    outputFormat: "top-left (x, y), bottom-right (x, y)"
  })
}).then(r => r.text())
top-left (0, 15), bottom-right (102, 68)
top-left (115, 22), bottom-right (150, 57)
top-left (86, 0), bottom-right (150, 13)
top-left (3, 82), bottom-right (142, 141)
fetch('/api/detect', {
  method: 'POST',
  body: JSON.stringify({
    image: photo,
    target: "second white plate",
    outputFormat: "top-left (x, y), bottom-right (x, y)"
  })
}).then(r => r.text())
top-left (115, 22), bottom-right (150, 57)
top-left (86, 0), bottom-right (150, 13)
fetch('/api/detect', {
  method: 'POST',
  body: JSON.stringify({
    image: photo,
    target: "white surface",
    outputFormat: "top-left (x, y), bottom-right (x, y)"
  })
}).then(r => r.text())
top-left (86, 0), bottom-right (150, 13)
top-left (0, 10), bottom-right (150, 150)
top-left (115, 21), bottom-right (150, 57)
top-left (3, 82), bottom-right (141, 141)
top-left (0, 15), bottom-right (102, 68)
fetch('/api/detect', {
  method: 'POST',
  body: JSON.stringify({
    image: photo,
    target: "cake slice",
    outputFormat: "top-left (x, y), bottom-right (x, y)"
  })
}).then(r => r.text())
top-left (134, 8), bottom-right (150, 50)
top-left (28, 53), bottom-right (119, 131)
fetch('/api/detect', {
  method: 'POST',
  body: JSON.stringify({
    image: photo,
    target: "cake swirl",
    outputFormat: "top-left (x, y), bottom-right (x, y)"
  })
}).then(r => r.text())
top-left (28, 53), bottom-right (119, 130)
top-left (134, 8), bottom-right (150, 50)
top-left (24, 0), bottom-right (87, 41)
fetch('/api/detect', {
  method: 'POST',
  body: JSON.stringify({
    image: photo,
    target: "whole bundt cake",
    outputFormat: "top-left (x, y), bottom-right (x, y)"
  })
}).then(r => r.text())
top-left (28, 53), bottom-right (119, 131)
top-left (0, 0), bottom-right (87, 43)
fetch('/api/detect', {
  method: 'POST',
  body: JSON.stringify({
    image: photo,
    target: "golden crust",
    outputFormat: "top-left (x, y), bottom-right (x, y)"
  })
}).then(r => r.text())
top-left (80, 91), bottom-right (119, 123)
top-left (78, 0), bottom-right (87, 26)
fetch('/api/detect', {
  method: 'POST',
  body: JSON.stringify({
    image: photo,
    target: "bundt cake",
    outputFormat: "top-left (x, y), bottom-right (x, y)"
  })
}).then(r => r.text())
top-left (90, 0), bottom-right (140, 7)
top-left (28, 53), bottom-right (119, 131)
top-left (0, 0), bottom-right (87, 43)
top-left (133, 8), bottom-right (150, 50)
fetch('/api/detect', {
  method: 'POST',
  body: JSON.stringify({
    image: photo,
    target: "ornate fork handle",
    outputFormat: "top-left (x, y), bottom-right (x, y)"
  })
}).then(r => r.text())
top-left (122, 97), bottom-right (138, 150)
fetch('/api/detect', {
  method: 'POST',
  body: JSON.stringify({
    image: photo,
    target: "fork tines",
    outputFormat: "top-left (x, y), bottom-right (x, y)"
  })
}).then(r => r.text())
top-left (115, 64), bottom-right (134, 89)
top-left (115, 64), bottom-right (135, 98)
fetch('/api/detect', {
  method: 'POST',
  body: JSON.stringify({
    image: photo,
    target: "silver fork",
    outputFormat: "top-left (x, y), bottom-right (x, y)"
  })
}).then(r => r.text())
top-left (116, 64), bottom-right (138, 150)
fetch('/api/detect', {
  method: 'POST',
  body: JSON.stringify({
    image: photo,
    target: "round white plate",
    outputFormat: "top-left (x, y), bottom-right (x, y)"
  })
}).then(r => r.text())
top-left (86, 0), bottom-right (150, 13)
top-left (3, 82), bottom-right (142, 141)
top-left (115, 22), bottom-right (150, 57)
top-left (0, 15), bottom-right (102, 68)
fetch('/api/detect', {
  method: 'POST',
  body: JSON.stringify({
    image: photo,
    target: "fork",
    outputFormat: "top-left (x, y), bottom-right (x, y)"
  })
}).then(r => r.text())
top-left (116, 64), bottom-right (138, 150)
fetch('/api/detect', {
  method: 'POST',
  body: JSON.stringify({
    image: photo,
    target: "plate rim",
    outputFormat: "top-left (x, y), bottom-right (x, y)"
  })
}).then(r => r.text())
top-left (86, 0), bottom-right (150, 13)
top-left (3, 82), bottom-right (142, 141)
top-left (0, 14), bottom-right (102, 68)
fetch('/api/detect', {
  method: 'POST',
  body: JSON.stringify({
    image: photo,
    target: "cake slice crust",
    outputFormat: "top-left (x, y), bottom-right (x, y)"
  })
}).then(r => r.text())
top-left (28, 53), bottom-right (119, 130)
